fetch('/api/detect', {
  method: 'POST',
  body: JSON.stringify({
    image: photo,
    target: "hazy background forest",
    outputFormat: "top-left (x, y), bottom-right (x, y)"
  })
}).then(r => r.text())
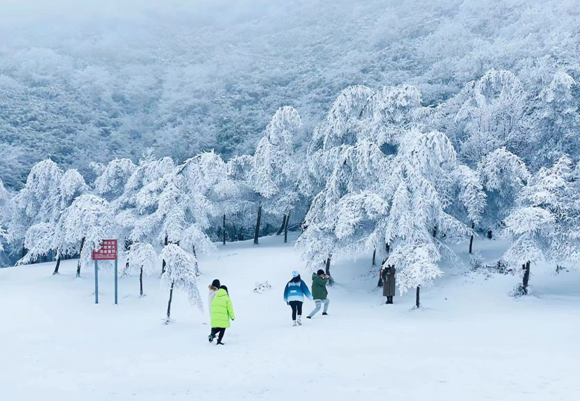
top-left (1, 0), bottom-right (578, 189)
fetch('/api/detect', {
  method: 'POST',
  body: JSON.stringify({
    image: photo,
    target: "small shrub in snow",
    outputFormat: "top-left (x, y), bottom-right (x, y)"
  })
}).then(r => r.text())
top-left (469, 252), bottom-right (485, 271)
top-left (253, 281), bottom-right (272, 294)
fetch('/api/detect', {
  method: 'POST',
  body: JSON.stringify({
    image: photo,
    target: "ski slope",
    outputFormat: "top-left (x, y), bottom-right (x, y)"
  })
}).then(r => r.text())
top-left (1, 235), bottom-right (579, 401)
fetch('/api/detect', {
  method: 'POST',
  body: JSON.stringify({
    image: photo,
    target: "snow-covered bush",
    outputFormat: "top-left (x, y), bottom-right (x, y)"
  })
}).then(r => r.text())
top-left (160, 244), bottom-right (202, 323)
top-left (126, 243), bottom-right (157, 297)
top-left (253, 281), bottom-right (272, 294)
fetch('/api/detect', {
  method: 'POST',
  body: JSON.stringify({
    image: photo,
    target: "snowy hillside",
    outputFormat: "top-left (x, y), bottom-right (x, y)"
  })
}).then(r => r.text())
top-left (1, 0), bottom-right (579, 187)
top-left (2, 235), bottom-right (579, 400)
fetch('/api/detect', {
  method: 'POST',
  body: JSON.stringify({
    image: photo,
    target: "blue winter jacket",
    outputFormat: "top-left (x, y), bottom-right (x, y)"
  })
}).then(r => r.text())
top-left (284, 278), bottom-right (312, 303)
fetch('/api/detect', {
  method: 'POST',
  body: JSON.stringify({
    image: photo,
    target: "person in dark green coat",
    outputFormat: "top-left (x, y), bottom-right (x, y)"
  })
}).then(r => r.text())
top-left (307, 269), bottom-right (330, 319)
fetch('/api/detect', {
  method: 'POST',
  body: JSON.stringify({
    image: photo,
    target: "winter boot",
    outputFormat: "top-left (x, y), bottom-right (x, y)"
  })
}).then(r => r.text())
top-left (208, 334), bottom-right (214, 343)
top-left (216, 341), bottom-right (225, 345)
top-left (297, 316), bottom-right (302, 325)
top-left (293, 320), bottom-right (297, 327)
top-left (322, 312), bottom-right (328, 316)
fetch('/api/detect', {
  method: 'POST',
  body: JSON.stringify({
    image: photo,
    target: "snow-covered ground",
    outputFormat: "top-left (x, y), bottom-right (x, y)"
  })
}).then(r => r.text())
top-left (1, 235), bottom-right (579, 401)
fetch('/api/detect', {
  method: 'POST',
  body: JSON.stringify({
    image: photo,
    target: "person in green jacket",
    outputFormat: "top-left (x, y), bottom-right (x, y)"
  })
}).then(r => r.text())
top-left (307, 269), bottom-right (330, 319)
top-left (209, 286), bottom-right (235, 345)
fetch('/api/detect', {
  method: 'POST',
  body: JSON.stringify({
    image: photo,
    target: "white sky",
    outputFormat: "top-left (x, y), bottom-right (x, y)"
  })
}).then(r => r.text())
top-left (0, 0), bottom-right (273, 25)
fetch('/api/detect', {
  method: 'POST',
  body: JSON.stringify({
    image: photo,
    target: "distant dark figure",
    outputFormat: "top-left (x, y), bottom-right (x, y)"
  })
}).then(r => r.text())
top-left (381, 265), bottom-right (396, 304)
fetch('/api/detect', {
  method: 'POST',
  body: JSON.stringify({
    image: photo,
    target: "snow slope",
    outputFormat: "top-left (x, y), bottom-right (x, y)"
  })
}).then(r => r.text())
top-left (1, 235), bottom-right (580, 400)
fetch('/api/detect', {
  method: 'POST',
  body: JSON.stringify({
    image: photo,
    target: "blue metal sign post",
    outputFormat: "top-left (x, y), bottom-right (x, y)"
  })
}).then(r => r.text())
top-left (94, 261), bottom-right (99, 304)
top-left (114, 259), bottom-right (118, 305)
top-left (92, 239), bottom-right (119, 305)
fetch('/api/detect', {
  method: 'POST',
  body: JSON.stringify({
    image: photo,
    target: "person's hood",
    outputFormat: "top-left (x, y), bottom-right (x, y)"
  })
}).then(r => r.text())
top-left (216, 288), bottom-right (229, 297)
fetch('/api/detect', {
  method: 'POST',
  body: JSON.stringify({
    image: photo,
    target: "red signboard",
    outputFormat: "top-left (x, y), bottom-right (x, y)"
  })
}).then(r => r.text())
top-left (92, 239), bottom-right (118, 261)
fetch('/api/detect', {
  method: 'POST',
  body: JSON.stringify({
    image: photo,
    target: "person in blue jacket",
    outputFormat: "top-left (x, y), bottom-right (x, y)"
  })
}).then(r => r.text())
top-left (283, 271), bottom-right (312, 326)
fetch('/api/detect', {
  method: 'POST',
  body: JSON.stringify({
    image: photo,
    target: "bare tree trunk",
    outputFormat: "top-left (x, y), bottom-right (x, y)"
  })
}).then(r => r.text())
top-left (166, 281), bottom-right (175, 323)
top-left (522, 261), bottom-right (531, 295)
top-left (432, 226), bottom-right (437, 238)
top-left (385, 242), bottom-right (390, 254)
top-left (254, 203), bottom-right (262, 245)
top-left (162, 235), bottom-right (168, 274)
top-left (372, 249), bottom-right (376, 266)
top-left (469, 222), bottom-right (475, 254)
top-left (76, 237), bottom-right (86, 278)
top-left (415, 286), bottom-right (421, 308)
top-left (325, 255), bottom-right (334, 286)
top-left (53, 254), bottom-right (61, 275)
top-left (192, 245), bottom-right (199, 275)
top-left (276, 214), bottom-right (287, 236)
top-left (222, 214), bottom-right (226, 245)
top-left (140, 266), bottom-right (144, 297)
top-left (21, 244), bottom-right (26, 259)
top-left (284, 211), bottom-right (291, 243)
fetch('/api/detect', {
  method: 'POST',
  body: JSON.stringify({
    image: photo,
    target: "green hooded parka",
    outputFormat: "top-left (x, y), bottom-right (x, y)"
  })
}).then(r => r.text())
top-left (210, 288), bottom-right (235, 328)
top-left (311, 273), bottom-right (329, 300)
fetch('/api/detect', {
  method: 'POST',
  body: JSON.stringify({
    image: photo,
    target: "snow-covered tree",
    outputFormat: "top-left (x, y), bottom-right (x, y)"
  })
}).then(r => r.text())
top-left (477, 148), bottom-right (530, 235)
top-left (451, 165), bottom-right (486, 253)
top-left (450, 70), bottom-right (527, 166)
top-left (16, 168), bottom-right (88, 272)
top-left (114, 155), bottom-right (175, 249)
top-left (126, 243), bottom-right (157, 297)
top-left (93, 158), bottom-right (137, 202)
top-left (59, 169), bottom-right (88, 211)
top-left (250, 106), bottom-right (303, 244)
top-left (224, 155), bottom-right (257, 242)
top-left (305, 85), bottom-right (375, 195)
top-left (298, 140), bottom-right (390, 282)
top-left (53, 194), bottom-right (116, 277)
top-left (160, 244), bottom-right (202, 323)
top-left (17, 223), bottom-right (55, 266)
top-left (503, 156), bottom-right (580, 295)
top-left (528, 71), bottom-right (580, 169)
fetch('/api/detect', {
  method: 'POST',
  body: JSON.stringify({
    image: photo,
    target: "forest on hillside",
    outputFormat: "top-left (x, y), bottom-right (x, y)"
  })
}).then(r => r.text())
top-left (0, 0), bottom-right (579, 188)
top-left (2, 64), bottom-right (579, 297)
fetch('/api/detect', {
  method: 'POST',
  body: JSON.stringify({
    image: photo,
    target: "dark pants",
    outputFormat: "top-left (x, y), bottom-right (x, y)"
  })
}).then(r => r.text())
top-left (289, 301), bottom-right (303, 320)
top-left (211, 327), bottom-right (226, 343)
